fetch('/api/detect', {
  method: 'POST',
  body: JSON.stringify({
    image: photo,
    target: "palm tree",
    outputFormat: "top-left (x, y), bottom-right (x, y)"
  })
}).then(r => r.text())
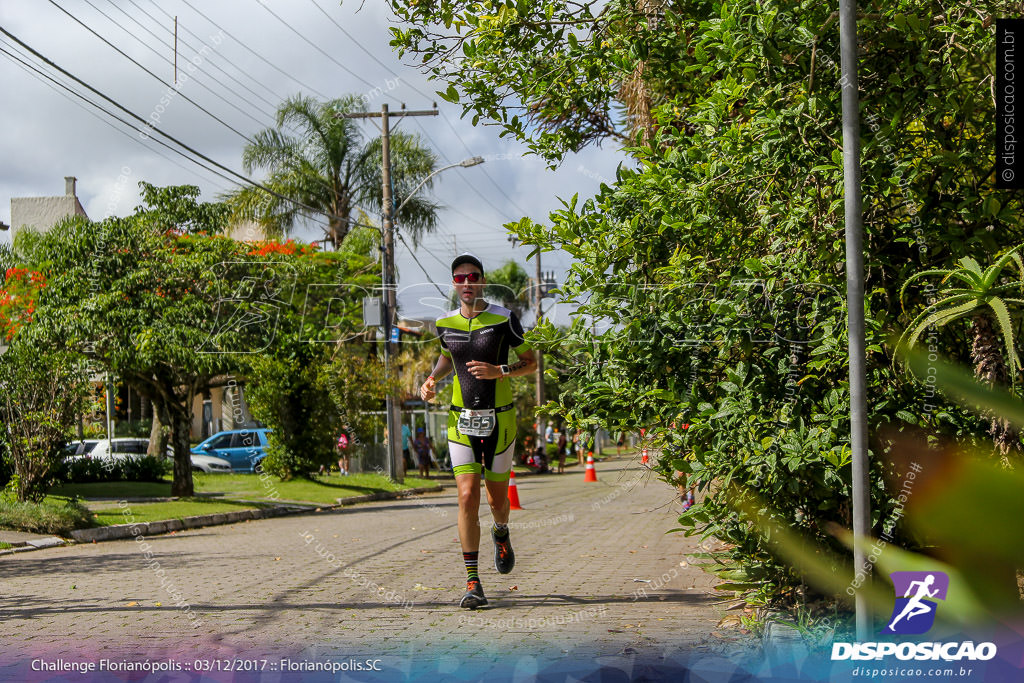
top-left (227, 94), bottom-right (441, 249)
top-left (898, 246), bottom-right (1024, 457)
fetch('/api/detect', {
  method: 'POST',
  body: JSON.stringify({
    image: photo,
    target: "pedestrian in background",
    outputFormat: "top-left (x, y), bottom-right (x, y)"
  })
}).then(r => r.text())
top-left (413, 427), bottom-right (434, 479)
top-left (337, 432), bottom-right (350, 476)
top-left (556, 428), bottom-right (567, 473)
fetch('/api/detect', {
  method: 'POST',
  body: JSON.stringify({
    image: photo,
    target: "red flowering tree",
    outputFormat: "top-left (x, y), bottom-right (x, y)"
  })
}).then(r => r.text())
top-left (30, 184), bottom-right (297, 496)
top-left (0, 267), bottom-right (46, 341)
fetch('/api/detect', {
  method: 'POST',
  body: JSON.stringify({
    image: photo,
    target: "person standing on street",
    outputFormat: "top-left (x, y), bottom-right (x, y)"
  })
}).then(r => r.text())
top-left (413, 427), bottom-right (434, 478)
top-left (556, 428), bottom-right (567, 473)
top-left (419, 254), bottom-right (537, 609)
top-left (337, 432), bottom-right (350, 476)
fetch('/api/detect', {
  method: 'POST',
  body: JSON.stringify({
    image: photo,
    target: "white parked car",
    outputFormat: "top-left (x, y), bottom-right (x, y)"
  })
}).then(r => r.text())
top-left (188, 452), bottom-right (232, 473)
top-left (70, 437), bottom-right (231, 473)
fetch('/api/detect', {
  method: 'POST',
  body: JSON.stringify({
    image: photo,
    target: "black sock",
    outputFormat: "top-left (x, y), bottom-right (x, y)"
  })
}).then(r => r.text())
top-left (464, 551), bottom-right (479, 583)
top-left (492, 522), bottom-right (509, 538)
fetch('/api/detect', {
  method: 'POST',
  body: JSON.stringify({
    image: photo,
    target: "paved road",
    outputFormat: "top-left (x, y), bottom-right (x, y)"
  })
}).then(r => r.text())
top-left (0, 459), bottom-right (748, 679)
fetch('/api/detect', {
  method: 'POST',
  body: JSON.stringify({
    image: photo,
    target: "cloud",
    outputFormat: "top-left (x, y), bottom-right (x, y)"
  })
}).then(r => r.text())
top-left (0, 0), bottom-right (628, 330)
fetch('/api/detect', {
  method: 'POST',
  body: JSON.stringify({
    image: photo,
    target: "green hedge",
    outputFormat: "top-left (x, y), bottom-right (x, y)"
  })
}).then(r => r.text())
top-left (57, 456), bottom-right (171, 484)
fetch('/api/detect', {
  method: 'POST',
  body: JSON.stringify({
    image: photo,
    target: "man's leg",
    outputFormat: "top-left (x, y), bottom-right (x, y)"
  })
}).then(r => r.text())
top-left (484, 477), bottom-right (510, 526)
top-left (484, 439), bottom-right (515, 574)
top-left (457, 472), bottom-right (483, 553)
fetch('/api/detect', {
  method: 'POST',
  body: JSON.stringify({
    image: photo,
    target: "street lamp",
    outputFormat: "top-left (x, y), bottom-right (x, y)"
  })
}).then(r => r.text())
top-left (394, 157), bottom-right (484, 217)
top-left (0, 221), bottom-right (9, 231)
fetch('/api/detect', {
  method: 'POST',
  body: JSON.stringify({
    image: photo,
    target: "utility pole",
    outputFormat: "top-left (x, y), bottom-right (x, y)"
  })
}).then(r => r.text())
top-left (534, 252), bottom-right (546, 452)
top-left (839, 0), bottom-right (871, 639)
top-left (341, 103), bottom-right (438, 484)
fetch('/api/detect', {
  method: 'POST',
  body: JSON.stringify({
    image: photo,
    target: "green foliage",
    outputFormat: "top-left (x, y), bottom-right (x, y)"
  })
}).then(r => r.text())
top-left (57, 455), bottom-right (171, 484)
top-left (748, 349), bottom-right (1024, 624)
top-left (242, 244), bottom-right (389, 479)
top-left (0, 339), bottom-right (92, 502)
top-left (391, 0), bottom-right (1017, 608)
top-left (227, 94), bottom-right (440, 248)
top-left (898, 246), bottom-right (1024, 379)
top-left (0, 496), bottom-right (93, 535)
top-left (24, 185), bottom-right (286, 497)
top-left (244, 348), bottom-right (339, 480)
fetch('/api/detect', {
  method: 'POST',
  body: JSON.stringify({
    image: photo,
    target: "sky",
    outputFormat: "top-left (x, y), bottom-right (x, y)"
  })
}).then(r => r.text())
top-left (0, 0), bottom-right (626, 323)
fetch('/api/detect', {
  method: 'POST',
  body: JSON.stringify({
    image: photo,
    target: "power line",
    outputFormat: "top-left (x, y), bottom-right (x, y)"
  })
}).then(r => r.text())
top-left (50, 1), bottom-right (364, 230)
top-left (0, 41), bottom-right (234, 195)
top-left (74, 0), bottom-right (272, 131)
top-left (127, 0), bottom-right (283, 115)
top-left (0, 40), bottom-right (241, 191)
top-left (0, 25), bottom-right (354, 229)
top-left (108, 0), bottom-right (280, 122)
top-left (49, 0), bottom-right (259, 141)
top-left (437, 110), bottom-right (532, 218)
top-left (176, 0), bottom-right (333, 101)
top-left (395, 227), bottom-right (446, 296)
top-left (252, 0), bottom-right (396, 97)
top-left (302, 0), bottom-right (528, 228)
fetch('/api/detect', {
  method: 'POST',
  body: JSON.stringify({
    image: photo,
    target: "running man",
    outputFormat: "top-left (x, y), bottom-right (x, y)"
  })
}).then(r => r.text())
top-left (420, 254), bottom-right (537, 609)
top-left (888, 574), bottom-right (940, 631)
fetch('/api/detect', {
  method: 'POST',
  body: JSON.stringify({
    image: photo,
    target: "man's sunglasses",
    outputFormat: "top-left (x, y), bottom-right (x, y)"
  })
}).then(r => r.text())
top-left (453, 272), bottom-right (482, 283)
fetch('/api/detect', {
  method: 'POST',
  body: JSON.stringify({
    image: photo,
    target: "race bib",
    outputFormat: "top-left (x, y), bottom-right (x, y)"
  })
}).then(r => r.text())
top-left (457, 408), bottom-right (496, 437)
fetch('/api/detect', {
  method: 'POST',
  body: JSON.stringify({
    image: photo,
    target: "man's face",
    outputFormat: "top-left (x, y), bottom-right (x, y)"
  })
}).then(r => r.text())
top-left (453, 263), bottom-right (485, 305)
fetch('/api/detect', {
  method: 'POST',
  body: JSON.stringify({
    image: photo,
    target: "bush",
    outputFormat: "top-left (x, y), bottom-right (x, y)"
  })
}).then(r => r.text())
top-left (0, 339), bottom-right (93, 501)
top-left (58, 456), bottom-right (171, 484)
top-left (0, 496), bottom-right (93, 535)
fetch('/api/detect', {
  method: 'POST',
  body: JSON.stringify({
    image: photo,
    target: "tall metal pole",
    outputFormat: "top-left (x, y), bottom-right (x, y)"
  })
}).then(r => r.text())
top-left (535, 253), bottom-right (546, 450)
top-left (839, 0), bottom-right (871, 639)
top-left (380, 103), bottom-right (403, 483)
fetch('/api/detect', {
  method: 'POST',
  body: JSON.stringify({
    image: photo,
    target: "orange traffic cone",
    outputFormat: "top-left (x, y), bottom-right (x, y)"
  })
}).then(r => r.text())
top-left (508, 470), bottom-right (523, 510)
top-left (584, 454), bottom-right (598, 482)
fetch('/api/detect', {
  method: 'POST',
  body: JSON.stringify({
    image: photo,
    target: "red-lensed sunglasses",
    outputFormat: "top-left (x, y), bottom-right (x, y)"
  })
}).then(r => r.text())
top-left (453, 272), bottom-right (482, 283)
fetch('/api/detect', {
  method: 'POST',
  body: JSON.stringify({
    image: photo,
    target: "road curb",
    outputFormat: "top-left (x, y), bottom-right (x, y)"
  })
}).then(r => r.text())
top-left (334, 484), bottom-right (444, 505)
top-left (0, 536), bottom-right (67, 555)
top-left (0, 483), bottom-right (448, 551)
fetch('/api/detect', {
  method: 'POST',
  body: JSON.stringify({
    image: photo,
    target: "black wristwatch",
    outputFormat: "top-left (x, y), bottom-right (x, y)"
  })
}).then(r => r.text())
top-left (500, 364), bottom-right (510, 376)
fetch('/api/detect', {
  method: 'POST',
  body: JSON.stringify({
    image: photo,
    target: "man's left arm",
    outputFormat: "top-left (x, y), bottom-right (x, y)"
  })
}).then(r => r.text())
top-left (505, 349), bottom-right (537, 377)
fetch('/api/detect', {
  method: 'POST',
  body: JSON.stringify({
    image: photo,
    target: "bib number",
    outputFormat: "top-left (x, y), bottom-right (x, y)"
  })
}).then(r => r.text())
top-left (458, 409), bottom-right (496, 437)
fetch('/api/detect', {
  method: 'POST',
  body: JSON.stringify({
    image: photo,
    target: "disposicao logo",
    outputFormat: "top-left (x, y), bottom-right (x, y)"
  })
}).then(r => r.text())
top-left (831, 570), bottom-right (997, 662)
top-left (883, 571), bottom-right (948, 635)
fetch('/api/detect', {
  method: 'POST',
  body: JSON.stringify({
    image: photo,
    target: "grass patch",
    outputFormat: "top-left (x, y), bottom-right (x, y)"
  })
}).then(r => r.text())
top-left (0, 542), bottom-right (12, 550)
top-left (77, 472), bottom-right (439, 525)
top-left (187, 472), bottom-right (436, 505)
top-left (91, 498), bottom-right (269, 526)
top-left (0, 497), bottom-right (94, 535)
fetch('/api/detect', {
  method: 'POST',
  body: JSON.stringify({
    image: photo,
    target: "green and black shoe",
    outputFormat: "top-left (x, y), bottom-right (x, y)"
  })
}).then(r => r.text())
top-left (459, 579), bottom-right (488, 609)
top-left (492, 526), bottom-right (515, 574)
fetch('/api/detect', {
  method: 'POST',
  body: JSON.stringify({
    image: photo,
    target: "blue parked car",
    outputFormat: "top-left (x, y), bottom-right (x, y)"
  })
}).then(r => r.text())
top-left (192, 429), bottom-right (272, 473)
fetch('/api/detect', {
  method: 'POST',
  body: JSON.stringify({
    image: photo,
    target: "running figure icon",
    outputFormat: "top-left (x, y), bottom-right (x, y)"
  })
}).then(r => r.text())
top-left (887, 574), bottom-right (939, 631)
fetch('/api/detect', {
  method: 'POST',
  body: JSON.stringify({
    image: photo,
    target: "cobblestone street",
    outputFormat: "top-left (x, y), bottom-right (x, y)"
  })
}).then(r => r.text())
top-left (1, 459), bottom-right (751, 678)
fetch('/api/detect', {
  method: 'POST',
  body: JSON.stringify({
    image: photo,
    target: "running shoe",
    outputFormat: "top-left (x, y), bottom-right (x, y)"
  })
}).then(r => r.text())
top-left (492, 527), bottom-right (515, 574)
top-left (459, 580), bottom-right (488, 609)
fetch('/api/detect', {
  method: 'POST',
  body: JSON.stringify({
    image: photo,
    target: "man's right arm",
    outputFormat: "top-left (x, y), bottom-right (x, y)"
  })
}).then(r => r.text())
top-left (420, 355), bottom-right (453, 401)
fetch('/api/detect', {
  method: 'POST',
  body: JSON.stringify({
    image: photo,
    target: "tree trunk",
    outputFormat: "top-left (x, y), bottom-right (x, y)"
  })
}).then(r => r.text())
top-left (147, 409), bottom-right (168, 459)
top-left (328, 216), bottom-right (346, 251)
top-left (969, 313), bottom-right (1021, 460)
top-left (157, 398), bottom-right (194, 497)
